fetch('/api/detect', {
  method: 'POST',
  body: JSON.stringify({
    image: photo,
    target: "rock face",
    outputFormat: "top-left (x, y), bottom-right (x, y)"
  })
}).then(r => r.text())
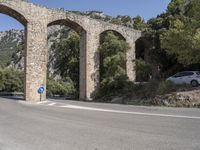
top-left (0, 26), bottom-right (71, 75)
top-left (47, 26), bottom-right (72, 78)
top-left (0, 30), bottom-right (24, 67)
top-left (0, 29), bottom-right (23, 44)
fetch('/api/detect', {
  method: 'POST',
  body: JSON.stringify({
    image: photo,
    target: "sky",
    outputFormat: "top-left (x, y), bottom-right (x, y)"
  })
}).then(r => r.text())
top-left (0, 0), bottom-right (171, 31)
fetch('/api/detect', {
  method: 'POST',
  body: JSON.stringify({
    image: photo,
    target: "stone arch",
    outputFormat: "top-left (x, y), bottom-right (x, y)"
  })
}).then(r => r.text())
top-left (99, 29), bottom-right (128, 82)
top-left (47, 19), bottom-right (86, 34)
top-left (47, 19), bottom-right (87, 100)
top-left (100, 29), bottom-right (127, 41)
top-left (0, 4), bottom-right (28, 26)
top-left (99, 29), bottom-right (136, 81)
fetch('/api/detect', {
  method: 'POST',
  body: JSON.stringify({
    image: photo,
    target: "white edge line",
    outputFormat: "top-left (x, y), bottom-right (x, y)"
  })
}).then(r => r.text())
top-left (48, 102), bottom-right (56, 106)
top-left (36, 101), bottom-right (49, 104)
top-left (28, 101), bottom-right (200, 120)
top-left (59, 105), bottom-right (200, 120)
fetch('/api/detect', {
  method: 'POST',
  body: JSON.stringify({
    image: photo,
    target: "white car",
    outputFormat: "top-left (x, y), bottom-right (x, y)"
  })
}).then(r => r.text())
top-left (167, 71), bottom-right (200, 87)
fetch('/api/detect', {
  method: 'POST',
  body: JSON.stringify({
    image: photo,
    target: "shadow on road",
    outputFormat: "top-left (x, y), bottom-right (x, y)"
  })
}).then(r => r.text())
top-left (0, 96), bottom-right (24, 101)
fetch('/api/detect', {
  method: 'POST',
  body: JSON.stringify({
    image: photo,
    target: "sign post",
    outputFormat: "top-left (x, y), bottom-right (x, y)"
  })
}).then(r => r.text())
top-left (37, 86), bottom-right (45, 101)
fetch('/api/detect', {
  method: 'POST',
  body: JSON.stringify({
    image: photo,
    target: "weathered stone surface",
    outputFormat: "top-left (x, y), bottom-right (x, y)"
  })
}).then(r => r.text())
top-left (0, 0), bottom-right (141, 101)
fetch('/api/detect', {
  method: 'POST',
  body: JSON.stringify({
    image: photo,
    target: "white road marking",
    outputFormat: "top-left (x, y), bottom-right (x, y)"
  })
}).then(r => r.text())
top-left (18, 100), bottom-right (50, 105)
top-left (28, 100), bottom-right (200, 120)
top-left (59, 105), bottom-right (200, 120)
top-left (48, 102), bottom-right (56, 106)
top-left (36, 101), bottom-right (49, 104)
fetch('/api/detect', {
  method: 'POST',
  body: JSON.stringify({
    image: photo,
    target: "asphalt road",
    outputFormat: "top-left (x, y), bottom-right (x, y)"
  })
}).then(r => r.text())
top-left (0, 97), bottom-right (200, 150)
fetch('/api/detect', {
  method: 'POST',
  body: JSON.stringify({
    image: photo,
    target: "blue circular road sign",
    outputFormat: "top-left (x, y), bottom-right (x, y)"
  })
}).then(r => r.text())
top-left (38, 86), bottom-right (45, 94)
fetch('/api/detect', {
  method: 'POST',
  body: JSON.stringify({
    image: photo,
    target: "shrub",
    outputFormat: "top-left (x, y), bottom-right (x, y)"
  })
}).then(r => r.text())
top-left (157, 80), bottom-right (176, 95)
top-left (136, 59), bottom-right (153, 82)
top-left (0, 68), bottom-right (77, 97)
top-left (126, 80), bottom-right (160, 100)
top-left (157, 80), bottom-right (191, 95)
top-left (0, 68), bottom-right (24, 92)
top-left (95, 78), bottom-right (192, 103)
top-left (96, 74), bottom-right (130, 99)
top-left (131, 80), bottom-right (188, 99)
top-left (47, 78), bottom-right (76, 97)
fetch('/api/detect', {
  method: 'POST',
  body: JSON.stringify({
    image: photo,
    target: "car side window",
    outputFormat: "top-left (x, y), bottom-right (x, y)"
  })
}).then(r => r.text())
top-left (173, 72), bottom-right (193, 78)
top-left (183, 72), bottom-right (194, 76)
top-left (179, 72), bottom-right (187, 77)
top-left (173, 73), bottom-right (182, 78)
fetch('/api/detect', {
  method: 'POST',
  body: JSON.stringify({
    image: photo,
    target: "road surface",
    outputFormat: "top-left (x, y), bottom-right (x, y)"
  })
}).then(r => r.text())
top-left (0, 97), bottom-right (200, 150)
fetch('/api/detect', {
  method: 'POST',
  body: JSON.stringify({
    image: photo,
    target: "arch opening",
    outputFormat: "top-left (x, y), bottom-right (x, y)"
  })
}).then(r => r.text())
top-left (98, 30), bottom-right (129, 96)
top-left (0, 6), bottom-right (27, 99)
top-left (46, 19), bottom-right (86, 100)
top-left (135, 36), bottom-right (153, 82)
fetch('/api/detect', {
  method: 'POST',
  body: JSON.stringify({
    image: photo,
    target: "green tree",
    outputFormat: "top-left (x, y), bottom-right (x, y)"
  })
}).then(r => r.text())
top-left (137, 0), bottom-right (200, 78)
top-left (167, 0), bottom-right (185, 15)
top-left (98, 31), bottom-right (130, 96)
top-left (0, 68), bottom-right (24, 92)
top-left (160, 0), bottom-right (200, 66)
top-left (110, 18), bottom-right (122, 25)
top-left (133, 16), bottom-right (149, 31)
top-left (53, 32), bottom-right (80, 90)
top-left (185, 0), bottom-right (200, 20)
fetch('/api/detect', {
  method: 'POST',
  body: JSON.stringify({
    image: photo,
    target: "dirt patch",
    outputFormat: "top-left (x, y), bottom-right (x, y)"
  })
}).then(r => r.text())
top-left (153, 89), bottom-right (200, 107)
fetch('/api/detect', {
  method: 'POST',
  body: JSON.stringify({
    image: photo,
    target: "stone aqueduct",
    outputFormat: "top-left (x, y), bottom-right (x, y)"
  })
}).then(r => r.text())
top-left (0, 0), bottom-right (141, 101)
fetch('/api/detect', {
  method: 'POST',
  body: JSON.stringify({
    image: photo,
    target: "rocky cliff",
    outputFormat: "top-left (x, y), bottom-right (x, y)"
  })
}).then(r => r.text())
top-left (0, 26), bottom-right (71, 75)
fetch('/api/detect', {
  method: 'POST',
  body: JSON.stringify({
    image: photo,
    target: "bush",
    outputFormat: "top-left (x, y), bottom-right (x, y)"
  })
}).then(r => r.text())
top-left (0, 68), bottom-right (24, 92)
top-left (47, 77), bottom-right (76, 97)
top-left (136, 59), bottom-right (153, 82)
top-left (157, 80), bottom-right (191, 95)
top-left (0, 68), bottom-right (77, 97)
top-left (95, 79), bottom-right (191, 103)
top-left (157, 80), bottom-right (176, 95)
top-left (130, 80), bottom-right (188, 99)
top-left (96, 74), bottom-right (131, 100)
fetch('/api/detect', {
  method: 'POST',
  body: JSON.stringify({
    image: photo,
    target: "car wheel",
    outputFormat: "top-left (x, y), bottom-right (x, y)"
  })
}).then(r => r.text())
top-left (191, 80), bottom-right (199, 87)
